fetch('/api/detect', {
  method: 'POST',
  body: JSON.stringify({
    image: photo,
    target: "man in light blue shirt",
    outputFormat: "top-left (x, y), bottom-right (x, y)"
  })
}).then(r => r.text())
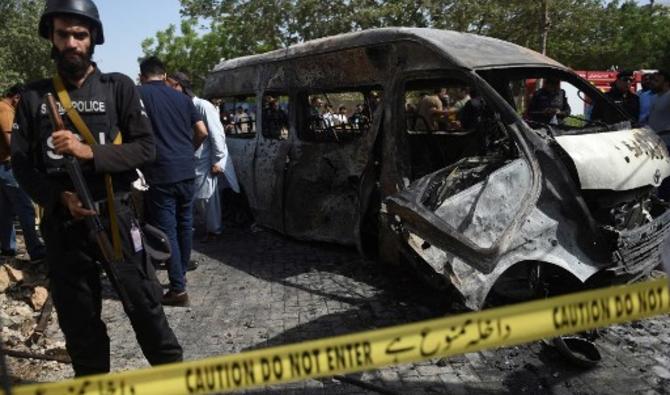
top-left (649, 71), bottom-right (670, 134)
top-left (168, 72), bottom-right (239, 240)
top-left (638, 73), bottom-right (657, 125)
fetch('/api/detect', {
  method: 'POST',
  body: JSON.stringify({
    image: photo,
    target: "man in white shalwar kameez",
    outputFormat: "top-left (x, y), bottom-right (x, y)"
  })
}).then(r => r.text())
top-left (168, 72), bottom-right (239, 239)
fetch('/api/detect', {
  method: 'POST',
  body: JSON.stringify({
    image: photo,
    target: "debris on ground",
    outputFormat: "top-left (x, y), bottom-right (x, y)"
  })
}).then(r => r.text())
top-left (1, 251), bottom-right (69, 384)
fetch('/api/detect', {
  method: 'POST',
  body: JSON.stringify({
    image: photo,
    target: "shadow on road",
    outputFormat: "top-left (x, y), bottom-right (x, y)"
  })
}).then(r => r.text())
top-left (195, 226), bottom-right (455, 316)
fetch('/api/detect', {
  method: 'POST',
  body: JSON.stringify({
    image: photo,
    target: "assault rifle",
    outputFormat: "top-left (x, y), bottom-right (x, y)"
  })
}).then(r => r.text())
top-left (44, 93), bottom-right (134, 312)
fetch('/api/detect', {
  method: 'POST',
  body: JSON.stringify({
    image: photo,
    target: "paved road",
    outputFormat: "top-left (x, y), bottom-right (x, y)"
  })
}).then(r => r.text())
top-left (14, 226), bottom-right (670, 394)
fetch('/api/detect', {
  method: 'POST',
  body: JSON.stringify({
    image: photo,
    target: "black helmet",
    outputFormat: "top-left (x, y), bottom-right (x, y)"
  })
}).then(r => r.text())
top-left (39, 0), bottom-right (104, 45)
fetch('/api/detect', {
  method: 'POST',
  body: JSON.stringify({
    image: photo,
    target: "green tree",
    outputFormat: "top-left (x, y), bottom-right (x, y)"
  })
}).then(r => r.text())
top-left (596, 1), bottom-right (670, 70)
top-left (141, 18), bottom-right (244, 92)
top-left (143, 0), bottom-right (670, 93)
top-left (425, 0), bottom-right (610, 64)
top-left (0, 0), bottom-right (53, 92)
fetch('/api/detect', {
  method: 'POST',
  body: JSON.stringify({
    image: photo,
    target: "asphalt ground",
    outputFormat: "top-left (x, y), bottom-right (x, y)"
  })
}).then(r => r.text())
top-left (7, 226), bottom-right (670, 394)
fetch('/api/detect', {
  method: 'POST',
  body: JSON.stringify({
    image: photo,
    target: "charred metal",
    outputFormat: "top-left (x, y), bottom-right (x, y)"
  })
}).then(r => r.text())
top-left (204, 28), bottom-right (670, 310)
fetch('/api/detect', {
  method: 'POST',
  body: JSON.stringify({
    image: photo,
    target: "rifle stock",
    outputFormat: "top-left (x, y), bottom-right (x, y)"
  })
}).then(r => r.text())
top-left (43, 93), bottom-right (134, 311)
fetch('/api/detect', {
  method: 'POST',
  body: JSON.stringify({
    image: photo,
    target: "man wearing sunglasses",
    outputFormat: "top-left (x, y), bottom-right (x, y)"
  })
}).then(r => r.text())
top-left (604, 70), bottom-right (640, 121)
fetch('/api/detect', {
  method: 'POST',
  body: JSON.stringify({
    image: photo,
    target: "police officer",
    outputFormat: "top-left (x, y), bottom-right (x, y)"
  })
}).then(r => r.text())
top-left (11, 0), bottom-right (182, 376)
top-left (592, 70), bottom-right (641, 124)
top-left (526, 77), bottom-right (571, 125)
top-left (603, 70), bottom-right (640, 121)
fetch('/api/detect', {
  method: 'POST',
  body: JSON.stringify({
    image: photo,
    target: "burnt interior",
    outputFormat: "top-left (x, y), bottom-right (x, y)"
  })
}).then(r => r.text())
top-left (403, 78), bottom-right (518, 186)
top-left (420, 157), bottom-right (512, 211)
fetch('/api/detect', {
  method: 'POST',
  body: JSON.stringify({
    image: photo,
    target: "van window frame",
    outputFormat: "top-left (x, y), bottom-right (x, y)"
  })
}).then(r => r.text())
top-left (396, 69), bottom-right (533, 142)
top-left (475, 67), bottom-right (631, 133)
top-left (387, 69), bottom-right (543, 260)
top-left (260, 91), bottom-right (291, 141)
top-left (395, 68), bottom-right (539, 198)
top-left (220, 93), bottom-right (259, 139)
top-left (296, 85), bottom-right (383, 144)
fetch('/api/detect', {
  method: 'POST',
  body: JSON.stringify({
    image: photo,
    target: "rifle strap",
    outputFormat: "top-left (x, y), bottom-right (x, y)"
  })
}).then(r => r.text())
top-left (53, 75), bottom-right (124, 261)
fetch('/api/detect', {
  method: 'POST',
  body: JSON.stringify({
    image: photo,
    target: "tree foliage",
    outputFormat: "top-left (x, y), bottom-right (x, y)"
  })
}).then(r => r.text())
top-left (142, 0), bottom-right (670, 94)
top-left (0, 0), bottom-right (53, 92)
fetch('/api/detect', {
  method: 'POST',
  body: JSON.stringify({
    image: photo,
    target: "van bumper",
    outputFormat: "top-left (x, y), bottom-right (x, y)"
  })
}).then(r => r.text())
top-left (604, 208), bottom-right (670, 281)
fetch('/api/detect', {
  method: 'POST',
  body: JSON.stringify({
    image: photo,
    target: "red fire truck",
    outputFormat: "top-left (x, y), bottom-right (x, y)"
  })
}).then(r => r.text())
top-left (574, 70), bottom-right (645, 92)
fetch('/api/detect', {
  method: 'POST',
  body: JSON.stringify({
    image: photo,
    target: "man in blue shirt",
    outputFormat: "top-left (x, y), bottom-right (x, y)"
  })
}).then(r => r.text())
top-left (638, 72), bottom-right (657, 125)
top-left (167, 72), bottom-right (240, 242)
top-left (138, 57), bottom-right (207, 306)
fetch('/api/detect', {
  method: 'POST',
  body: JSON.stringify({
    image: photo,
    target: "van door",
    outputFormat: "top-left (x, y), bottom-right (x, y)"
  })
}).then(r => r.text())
top-left (220, 95), bottom-right (258, 213)
top-left (282, 88), bottom-right (383, 243)
top-left (252, 94), bottom-right (291, 232)
top-left (385, 76), bottom-right (536, 274)
top-left (385, 158), bottom-right (533, 273)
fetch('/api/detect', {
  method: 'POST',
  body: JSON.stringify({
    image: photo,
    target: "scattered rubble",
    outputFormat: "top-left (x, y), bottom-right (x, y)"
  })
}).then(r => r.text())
top-left (4, 265), bottom-right (24, 283)
top-left (0, 253), bottom-right (69, 384)
top-left (0, 269), bottom-right (9, 293)
top-left (29, 287), bottom-right (48, 311)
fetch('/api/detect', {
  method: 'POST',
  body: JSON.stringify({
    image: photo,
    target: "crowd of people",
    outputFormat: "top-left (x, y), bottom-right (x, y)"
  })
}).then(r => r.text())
top-left (588, 69), bottom-right (670, 130)
top-left (407, 69), bottom-right (670, 136)
top-left (407, 85), bottom-right (487, 132)
top-left (1, 57), bottom-right (240, 309)
top-left (0, 0), bottom-right (244, 377)
top-left (526, 70), bottom-right (670, 131)
top-left (220, 103), bottom-right (256, 135)
top-left (309, 94), bottom-right (377, 132)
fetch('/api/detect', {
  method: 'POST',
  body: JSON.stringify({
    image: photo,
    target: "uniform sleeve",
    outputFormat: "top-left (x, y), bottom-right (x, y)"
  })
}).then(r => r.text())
top-left (91, 75), bottom-right (156, 173)
top-left (590, 99), bottom-right (603, 121)
top-left (11, 94), bottom-right (66, 213)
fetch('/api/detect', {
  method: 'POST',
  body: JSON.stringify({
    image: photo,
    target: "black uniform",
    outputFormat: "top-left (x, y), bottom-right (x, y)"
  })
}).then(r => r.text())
top-left (527, 88), bottom-right (571, 124)
top-left (604, 88), bottom-right (640, 121)
top-left (11, 67), bottom-right (183, 376)
top-left (591, 86), bottom-right (640, 124)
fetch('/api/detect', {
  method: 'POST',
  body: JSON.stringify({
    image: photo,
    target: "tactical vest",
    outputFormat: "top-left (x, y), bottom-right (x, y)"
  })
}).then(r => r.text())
top-left (38, 73), bottom-right (123, 174)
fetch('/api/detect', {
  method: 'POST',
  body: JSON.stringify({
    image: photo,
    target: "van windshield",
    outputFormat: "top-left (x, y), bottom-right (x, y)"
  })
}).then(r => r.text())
top-left (476, 68), bottom-right (631, 136)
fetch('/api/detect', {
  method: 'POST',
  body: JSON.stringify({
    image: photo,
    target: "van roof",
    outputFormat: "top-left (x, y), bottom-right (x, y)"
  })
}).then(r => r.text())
top-left (211, 27), bottom-right (564, 72)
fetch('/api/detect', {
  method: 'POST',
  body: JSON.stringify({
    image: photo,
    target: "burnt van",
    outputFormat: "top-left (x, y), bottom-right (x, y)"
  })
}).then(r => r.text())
top-left (203, 28), bottom-right (670, 309)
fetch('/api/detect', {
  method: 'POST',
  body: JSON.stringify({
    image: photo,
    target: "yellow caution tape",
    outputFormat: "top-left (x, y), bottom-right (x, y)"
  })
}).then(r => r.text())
top-left (5, 278), bottom-right (669, 395)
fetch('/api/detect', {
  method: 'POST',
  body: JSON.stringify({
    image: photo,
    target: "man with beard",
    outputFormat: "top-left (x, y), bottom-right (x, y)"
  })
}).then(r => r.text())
top-left (638, 72), bottom-right (657, 125)
top-left (10, 0), bottom-right (182, 376)
top-left (592, 70), bottom-right (640, 123)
